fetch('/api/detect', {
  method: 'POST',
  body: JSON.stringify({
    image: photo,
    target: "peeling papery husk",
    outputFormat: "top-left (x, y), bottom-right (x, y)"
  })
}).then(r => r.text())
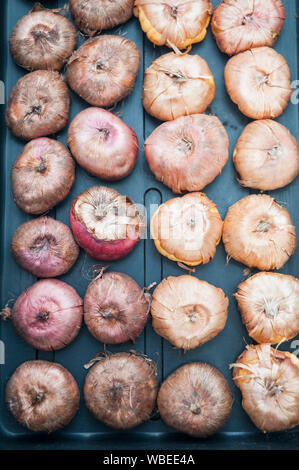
top-left (12, 279), bottom-right (83, 351)
top-left (11, 138), bottom-right (75, 214)
top-left (144, 114), bottom-right (229, 193)
top-left (9, 4), bottom-right (77, 71)
top-left (0, 302), bottom-right (13, 321)
top-left (231, 344), bottom-right (299, 433)
top-left (88, 264), bottom-right (110, 282)
top-left (235, 272), bottom-right (299, 345)
top-left (69, 0), bottom-right (134, 35)
top-left (6, 360), bottom-right (80, 433)
top-left (224, 47), bottom-right (292, 120)
top-left (150, 192), bottom-right (223, 267)
top-left (84, 272), bottom-right (150, 344)
top-left (134, 0), bottom-right (212, 50)
top-left (151, 275), bottom-right (228, 350)
top-left (143, 52), bottom-right (215, 121)
top-left (233, 120), bottom-right (299, 191)
top-left (84, 349), bottom-right (157, 371)
top-left (5, 71), bottom-right (70, 141)
top-left (84, 350), bottom-right (111, 369)
top-left (222, 194), bottom-right (297, 271)
top-left (177, 262), bottom-right (196, 273)
top-left (158, 363), bottom-right (232, 437)
top-left (67, 108), bottom-right (138, 181)
top-left (67, 36), bottom-right (140, 108)
top-left (84, 352), bottom-right (158, 429)
top-left (211, 0), bottom-right (285, 55)
top-left (69, 186), bottom-right (145, 261)
top-left (11, 217), bottom-right (79, 278)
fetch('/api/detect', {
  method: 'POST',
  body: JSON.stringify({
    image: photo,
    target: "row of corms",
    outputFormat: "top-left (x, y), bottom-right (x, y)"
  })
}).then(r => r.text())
top-left (2, 0), bottom-right (299, 437)
top-left (3, 269), bottom-right (299, 435)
